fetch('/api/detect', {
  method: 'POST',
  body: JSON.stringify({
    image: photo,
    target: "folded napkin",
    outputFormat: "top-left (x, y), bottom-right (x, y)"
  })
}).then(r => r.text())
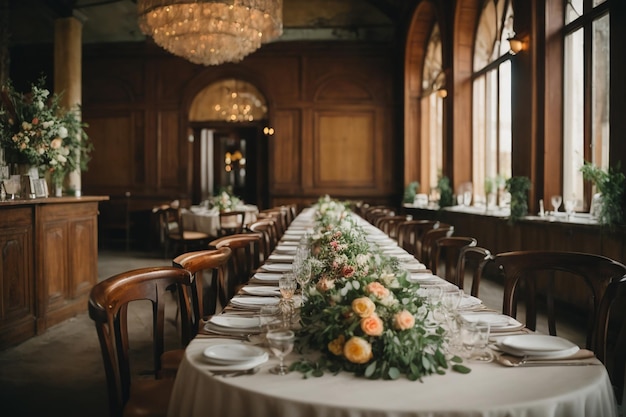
top-left (496, 348), bottom-right (600, 367)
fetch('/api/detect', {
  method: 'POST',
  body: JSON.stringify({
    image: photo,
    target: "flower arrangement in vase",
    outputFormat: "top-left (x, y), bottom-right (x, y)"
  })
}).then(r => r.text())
top-left (0, 77), bottom-right (92, 192)
top-left (580, 161), bottom-right (625, 228)
top-left (292, 196), bottom-right (468, 380)
top-left (212, 188), bottom-right (241, 212)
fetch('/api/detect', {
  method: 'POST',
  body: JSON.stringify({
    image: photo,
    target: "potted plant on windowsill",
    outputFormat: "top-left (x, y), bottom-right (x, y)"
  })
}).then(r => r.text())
top-left (580, 162), bottom-right (625, 229)
top-left (505, 176), bottom-right (531, 223)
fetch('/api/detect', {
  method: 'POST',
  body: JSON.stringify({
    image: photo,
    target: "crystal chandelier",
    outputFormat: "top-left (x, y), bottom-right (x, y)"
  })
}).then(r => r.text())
top-left (137, 0), bottom-right (283, 66)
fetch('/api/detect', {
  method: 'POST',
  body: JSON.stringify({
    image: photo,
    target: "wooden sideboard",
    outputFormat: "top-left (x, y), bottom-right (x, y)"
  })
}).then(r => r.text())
top-left (0, 196), bottom-right (108, 350)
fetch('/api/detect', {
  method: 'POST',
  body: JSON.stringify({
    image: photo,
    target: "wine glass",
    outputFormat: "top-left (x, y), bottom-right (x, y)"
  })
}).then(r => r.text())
top-left (460, 320), bottom-right (492, 362)
top-left (550, 195), bottom-right (562, 215)
top-left (564, 198), bottom-right (577, 221)
top-left (266, 329), bottom-right (295, 375)
top-left (279, 274), bottom-right (297, 300)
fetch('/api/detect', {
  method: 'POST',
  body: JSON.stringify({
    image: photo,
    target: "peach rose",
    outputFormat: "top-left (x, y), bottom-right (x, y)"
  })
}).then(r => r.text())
top-left (361, 314), bottom-right (384, 336)
top-left (328, 335), bottom-right (345, 356)
top-left (365, 282), bottom-right (389, 299)
top-left (352, 297), bottom-right (375, 318)
top-left (50, 138), bottom-right (62, 149)
top-left (343, 336), bottom-right (373, 364)
top-left (393, 310), bottom-right (415, 330)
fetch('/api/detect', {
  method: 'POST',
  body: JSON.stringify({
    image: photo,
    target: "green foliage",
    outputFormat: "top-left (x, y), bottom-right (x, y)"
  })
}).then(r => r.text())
top-left (505, 176), bottom-right (531, 223)
top-left (403, 181), bottom-right (420, 203)
top-left (580, 162), bottom-right (625, 228)
top-left (437, 176), bottom-right (454, 208)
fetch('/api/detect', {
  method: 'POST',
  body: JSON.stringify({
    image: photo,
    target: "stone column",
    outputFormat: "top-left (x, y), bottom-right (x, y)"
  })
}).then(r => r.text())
top-left (54, 16), bottom-right (83, 196)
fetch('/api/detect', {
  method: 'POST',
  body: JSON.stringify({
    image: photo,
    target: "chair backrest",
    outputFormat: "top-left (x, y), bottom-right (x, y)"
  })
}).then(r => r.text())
top-left (420, 226), bottom-right (454, 269)
top-left (363, 205), bottom-right (395, 224)
top-left (153, 205), bottom-right (182, 257)
top-left (218, 210), bottom-right (246, 236)
top-left (172, 247), bottom-right (232, 337)
top-left (88, 266), bottom-right (193, 417)
top-left (209, 233), bottom-right (263, 300)
top-left (456, 245), bottom-right (493, 297)
top-left (493, 250), bottom-right (626, 404)
top-left (247, 218), bottom-right (279, 261)
top-left (430, 236), bottom-right (477, 282)
top-left (259, 207), bottom-right (290, 238)
top-left (375, 215), bottom-right (409, 240)
top-left (396, 220), bottom-right (450, 255)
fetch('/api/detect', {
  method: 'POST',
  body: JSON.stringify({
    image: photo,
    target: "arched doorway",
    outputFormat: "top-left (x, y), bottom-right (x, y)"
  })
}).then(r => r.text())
top-left (188, 79), bottom-right (269, 208)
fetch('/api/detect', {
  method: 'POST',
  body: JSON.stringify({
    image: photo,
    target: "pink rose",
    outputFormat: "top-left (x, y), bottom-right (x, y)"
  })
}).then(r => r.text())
top-left (365, 282), bottom-right (389, 299)
top-left (342, 265), bottom-right (355, 277)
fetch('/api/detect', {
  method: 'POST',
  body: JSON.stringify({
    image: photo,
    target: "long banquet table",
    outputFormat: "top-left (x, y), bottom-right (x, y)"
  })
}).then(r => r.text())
top-left (167, 208), bottom-right (618, 417)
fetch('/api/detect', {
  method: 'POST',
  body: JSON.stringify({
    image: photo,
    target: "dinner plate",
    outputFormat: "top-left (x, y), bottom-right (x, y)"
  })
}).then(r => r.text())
top-left (402, 263), bottom-right (427, 272)
top-left (209, 315), bottom-right (261, 329)
top-left (497, 335), bottom-right (580, 359)
top-left (407, 272), bottom-right (441, 283)
top-left (274, 245), bottom-right (297, 254)
top-left (267, 254), bottom-right (294, 263)
top-left (230, 296), bottom-right (280, 308)
top-left (251, 272), bottom-right (283, 284)
top-left (281, 235), bottom-right (302, 241)
top-left (459, 312), bottom-right (524, 332)
top-left (241, 286), bottom-right (281, 296)
top-left (500, 334), bottom-right (579, 353)
top-left (458, 295), bottom-right (482, 309)
top-left (382, 248), bottom-right (408, 255)
top-left (203, 344), bottom-right (267, 365)
top-left (261, 263), bottom-right (293, 272)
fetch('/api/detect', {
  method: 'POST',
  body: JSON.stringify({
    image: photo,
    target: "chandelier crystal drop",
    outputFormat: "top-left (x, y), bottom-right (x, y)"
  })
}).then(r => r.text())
top-left (137, 0), bottom-right (283, 66)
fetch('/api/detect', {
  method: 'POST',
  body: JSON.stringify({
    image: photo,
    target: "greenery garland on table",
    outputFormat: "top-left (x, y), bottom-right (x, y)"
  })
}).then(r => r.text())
top-left (291, 195), bottom-right (468, 380)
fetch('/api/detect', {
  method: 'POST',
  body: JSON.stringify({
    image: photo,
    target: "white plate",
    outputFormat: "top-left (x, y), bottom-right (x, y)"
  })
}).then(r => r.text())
top-left (241, 286), bottom-right (281, 297)
top-left (209, 315), bottom-right (260, 329)
top-left (460, 312), bottom-right (524, 332)
top-left (261, 263), bottom-right (293, 272)
top-left (203, 344), bottom-right (267, 365)
top-left (402, 263), bottom-right (427, 272)
top-left (500, 334), bottom-right (579, 353)
top-left (274, 245), bottom-right (297, 254)
top-left (281, 235), bottom-right (302, 241)
top-left (267, 254), bottom-right (294, 263)
top-left (458, 295), bottom-right (482, 309)
top-left (251, 273), bottom-right (283, 284)
top-left (230, 296), bottom-right (280, 308)
top-left (408, 273), bottom-right (441, 283)
top-left (497, 336), bottom-right (580, 359)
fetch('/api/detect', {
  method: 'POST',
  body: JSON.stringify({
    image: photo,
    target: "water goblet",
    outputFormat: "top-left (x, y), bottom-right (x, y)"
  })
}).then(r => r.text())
top-left (279, 274), bottom-right (297, 300)
top-left (259, 304), bottom-right (282, 334)
top-left (266, 329), bottom-right (295, 375)
top-left (564, 198), bottom-right (577, 221)
top-left (459, 320), bottom-right (479, 359)
top-left (550, 195), bottom-right (562, 215)
top-left (470, 321), bottom-right (492, 362)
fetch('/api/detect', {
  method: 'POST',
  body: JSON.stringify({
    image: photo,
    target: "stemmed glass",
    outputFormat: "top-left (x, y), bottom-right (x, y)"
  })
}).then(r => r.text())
top-left (550, 195), bottom-right (562, 216)
top-left (266, 329), bottom-right (295, 375)
top-left (278, 274), bottom-right (297, 327)
top-left (564, 198), bottom-right (576, 221)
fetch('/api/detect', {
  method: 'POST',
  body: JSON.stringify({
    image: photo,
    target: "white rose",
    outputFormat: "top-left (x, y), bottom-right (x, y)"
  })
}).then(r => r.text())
top-left (58, 126), bottom-right (68, 138)
top-left (36, 100), bottom-right (44, 110)
top-left (57, 154), bottom-right (67, 163)
top-left (50, 159), bottom-right (57, 165)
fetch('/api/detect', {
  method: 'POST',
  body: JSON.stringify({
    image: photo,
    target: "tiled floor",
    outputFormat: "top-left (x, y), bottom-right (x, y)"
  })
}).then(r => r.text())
top-left (0, 249), bottom-right (587, 417)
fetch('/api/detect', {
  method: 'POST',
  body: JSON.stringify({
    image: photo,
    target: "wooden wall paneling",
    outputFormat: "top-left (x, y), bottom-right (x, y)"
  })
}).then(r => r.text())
top-left (314, 111), bottom-right (376, 190)
top-left (157, 110), bottom-right (182, 189)
top-left (270, 109), bottom-right (301, 190)
top-left (0, 208), bottom-right (35, 347)
top-left (81, 114), bottom-right (135, 188)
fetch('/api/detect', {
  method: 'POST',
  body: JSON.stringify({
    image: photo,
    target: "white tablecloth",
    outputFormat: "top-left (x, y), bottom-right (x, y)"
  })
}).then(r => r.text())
top-left (181, 204), bottom-right (258, 236)
top-left (168, 337), bottom-right (617, 417)
top-left (167, 208), bottom-right (618, 417)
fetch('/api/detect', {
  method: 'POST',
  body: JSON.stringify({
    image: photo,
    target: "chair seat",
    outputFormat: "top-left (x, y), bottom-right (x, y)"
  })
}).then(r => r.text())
top-left (160, 349), bottom-right (185, 379)
top-left (123, 379), bottom-right (175, 417)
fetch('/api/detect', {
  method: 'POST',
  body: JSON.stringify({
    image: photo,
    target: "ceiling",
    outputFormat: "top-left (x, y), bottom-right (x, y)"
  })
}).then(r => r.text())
top-left (7, 0), bottom-right (407, 46)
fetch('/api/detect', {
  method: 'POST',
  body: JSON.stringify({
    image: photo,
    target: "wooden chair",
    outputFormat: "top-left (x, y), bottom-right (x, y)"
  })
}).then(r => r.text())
top-left (258, 207), bottom-right (290, 238)
top-left (396, 220), bottom-right (450, 256)
top-left (159, 247), bottom-right (232, 378)
top-left (456, 245), bottom-right (493, 297)
top-left (153, 205), bottom-right (211, 258)
top-left (419, 226), bottom-right (454, 269)
top-left (430, 236), bottom-right (477, 283)
top-left (218, 210), bottom-right (246, 236)
top-left (363, 205), bottom-right (395, 225)
top-left (247, 218), bottom-right (280, 262)
top-left (209, 233), bottom-right (263, 299)
top-left (492, 250), bottom-right (626, 404)
top-left (375, 215), bottom-right (409, 240)
top-left (88, 266), bottom-right (193, 417)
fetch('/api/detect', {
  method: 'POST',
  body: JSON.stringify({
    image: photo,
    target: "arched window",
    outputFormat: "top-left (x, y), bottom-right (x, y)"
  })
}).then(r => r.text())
top-left (420, 23), bottom-right (444, 193)
top-left (562, 0), bottom-right (609, 209)
top-left (471, 0), bottom-right (513, 200)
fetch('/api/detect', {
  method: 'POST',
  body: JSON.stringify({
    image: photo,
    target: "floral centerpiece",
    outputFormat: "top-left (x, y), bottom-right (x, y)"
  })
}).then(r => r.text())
top-left (292, 196), bottom-right (467, 380)
top-left (0, 77), bottom-right (91, 187)
top-left (212, 188), bottom-right (241, 212)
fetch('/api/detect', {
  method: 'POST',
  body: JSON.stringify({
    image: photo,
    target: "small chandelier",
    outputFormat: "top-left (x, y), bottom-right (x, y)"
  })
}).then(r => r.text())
top-left (137, 0), bottom-right (283, 66)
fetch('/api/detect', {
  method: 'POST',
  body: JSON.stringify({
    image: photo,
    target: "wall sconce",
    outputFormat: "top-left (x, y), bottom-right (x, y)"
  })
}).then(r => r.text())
top-left (507, 34), bottom-right (526, 55)
top-left (263, 126), bottom-right (275, 136)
